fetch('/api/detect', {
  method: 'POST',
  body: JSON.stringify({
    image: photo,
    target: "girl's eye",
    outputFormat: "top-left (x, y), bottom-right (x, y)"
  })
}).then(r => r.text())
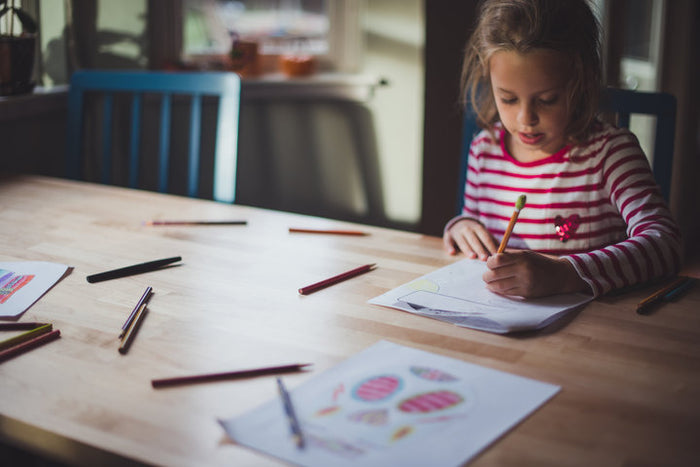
top-left (539, 96), bottom-right (558, 105)
top-left (500, 97), bottom-right (517, 105)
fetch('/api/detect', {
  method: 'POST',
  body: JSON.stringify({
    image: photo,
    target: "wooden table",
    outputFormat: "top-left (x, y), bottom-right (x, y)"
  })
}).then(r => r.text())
top-left (1, 175), bottom-right (699, 466)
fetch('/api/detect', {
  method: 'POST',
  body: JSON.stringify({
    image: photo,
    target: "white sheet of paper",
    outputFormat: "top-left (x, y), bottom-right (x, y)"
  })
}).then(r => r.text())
top-left (0, 261), bottom-right (69, 318)
top-left (369, 259), bottom-right (592, 333)
top-left (219, 341), bottom-right (560, 467)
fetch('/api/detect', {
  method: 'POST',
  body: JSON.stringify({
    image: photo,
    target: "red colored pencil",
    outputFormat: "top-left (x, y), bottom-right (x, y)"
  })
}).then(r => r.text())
top-left (298, 264), bottom-right (377, 295)
top-left (0, 329), bottom-right (61, 363)
top-left (289, 228), bottom-right (369, 236)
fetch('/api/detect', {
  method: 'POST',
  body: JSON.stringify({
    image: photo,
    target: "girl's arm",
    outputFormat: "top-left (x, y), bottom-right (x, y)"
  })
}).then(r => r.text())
top-left (563, 131), bottom-right (682, 296)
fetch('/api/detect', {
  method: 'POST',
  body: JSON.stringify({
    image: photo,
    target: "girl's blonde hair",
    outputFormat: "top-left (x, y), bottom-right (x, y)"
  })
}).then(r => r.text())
top-left (462, 0), bottom-right (602, 143)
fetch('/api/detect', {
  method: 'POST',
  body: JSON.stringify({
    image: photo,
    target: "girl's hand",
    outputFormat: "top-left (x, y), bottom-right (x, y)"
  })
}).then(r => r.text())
top-left (443, 219), bottom-right (499, 260)
top-left (483, 250), bottom-right (590, 298)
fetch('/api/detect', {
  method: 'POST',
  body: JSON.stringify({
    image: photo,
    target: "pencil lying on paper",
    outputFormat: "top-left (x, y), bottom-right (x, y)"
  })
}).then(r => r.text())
top-left (0, 329), bottom-right (61, 363)
top-left (298, 263), bottom-right (377, 295)
top-left (118, 300), bottom-right (148, 354)
top-left (636, 276), bottom-right (689, 314)
top-left (0, 323), bottom-right (53, 352)
top-left (289, 228), bottom-right (369, 236)
top-left (497, 194), bottom-right (527, 254)
top-left (87, 256), bottom-right (182, 283)
top-left (151, 363), bottom-right (313, 388)
top-left (144, 220), bottom-right (247, 226)
top-left (277, 377), bottom-right (305, 449)
top-left (120, 286), bottom-right (153, 338)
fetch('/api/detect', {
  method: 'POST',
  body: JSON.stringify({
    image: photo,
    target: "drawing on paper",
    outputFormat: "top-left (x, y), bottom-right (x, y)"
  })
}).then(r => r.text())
top-left (0, 270), bottom-right (35, 304)
top-left (397, 390), bottom-right (464, 413)
top-left (306, 366), bottom-right (475, 455)
top-left (352, 375), bottom-right (403, 402)
top-left (410, 366), bottom-right (458, 382)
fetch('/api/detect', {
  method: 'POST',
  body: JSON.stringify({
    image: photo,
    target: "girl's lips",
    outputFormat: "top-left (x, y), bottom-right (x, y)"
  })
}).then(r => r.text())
top-left (518, 132), bottom-right (544, 145)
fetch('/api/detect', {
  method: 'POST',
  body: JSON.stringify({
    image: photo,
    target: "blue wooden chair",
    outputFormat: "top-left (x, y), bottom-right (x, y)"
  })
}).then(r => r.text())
top-left (66, 70), bottom-right (240, 203)
top-left (456, 88), bottom-right (677, 213)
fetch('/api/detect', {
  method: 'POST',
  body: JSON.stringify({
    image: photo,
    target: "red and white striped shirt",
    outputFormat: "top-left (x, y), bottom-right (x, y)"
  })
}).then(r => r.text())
top-left (448, 122), bottom-right (681, 296)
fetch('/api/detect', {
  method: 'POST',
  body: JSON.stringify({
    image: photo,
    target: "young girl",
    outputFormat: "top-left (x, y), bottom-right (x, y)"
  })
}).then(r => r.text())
top-left (443, 0), bottom-right (681, 298)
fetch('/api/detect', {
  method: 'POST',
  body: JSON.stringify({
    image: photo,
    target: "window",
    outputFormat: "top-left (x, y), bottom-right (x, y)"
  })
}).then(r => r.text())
top-left (182, 0), bottom-right (362, 73)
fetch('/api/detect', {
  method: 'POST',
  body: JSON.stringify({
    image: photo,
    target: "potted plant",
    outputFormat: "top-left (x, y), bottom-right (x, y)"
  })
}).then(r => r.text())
top-left (0, 0), bottom-right (38, 96)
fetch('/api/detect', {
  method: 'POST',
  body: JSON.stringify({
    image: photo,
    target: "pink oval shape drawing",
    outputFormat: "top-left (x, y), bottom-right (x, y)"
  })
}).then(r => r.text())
top-left (352, 375), bottom-right (403, 402)
top-left (397, 390), bottom-right (463, 413)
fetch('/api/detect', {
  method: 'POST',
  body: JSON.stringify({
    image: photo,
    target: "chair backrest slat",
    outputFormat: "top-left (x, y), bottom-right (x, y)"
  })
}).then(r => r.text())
top-left (158, 93), bottom-right (172, 193)
top-left (188, 94), bottom-right (202, 198)
top-left (100, 93), bottom-right (113, 185)
top-left (66, 70), bottom-right (241, 203)
top-left (128, 93), bottom-right (142, 188)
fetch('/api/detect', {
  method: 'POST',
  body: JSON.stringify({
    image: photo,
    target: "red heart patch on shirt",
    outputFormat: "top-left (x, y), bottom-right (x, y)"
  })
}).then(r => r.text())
top-left (554, 214), bottom-right (580, 242)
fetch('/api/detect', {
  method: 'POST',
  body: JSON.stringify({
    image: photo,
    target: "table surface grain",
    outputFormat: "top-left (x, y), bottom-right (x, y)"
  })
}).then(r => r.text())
top-left (1, 175), bottom-right (698, 467)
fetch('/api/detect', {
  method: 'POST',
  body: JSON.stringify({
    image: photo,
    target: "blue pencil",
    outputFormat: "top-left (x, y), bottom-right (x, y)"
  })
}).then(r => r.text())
top-left (663, 277), bottom-right (695, 301)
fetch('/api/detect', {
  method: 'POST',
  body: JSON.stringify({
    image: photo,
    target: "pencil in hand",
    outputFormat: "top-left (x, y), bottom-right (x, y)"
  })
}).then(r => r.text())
top-left (497, 195), bottom-right (526, 254)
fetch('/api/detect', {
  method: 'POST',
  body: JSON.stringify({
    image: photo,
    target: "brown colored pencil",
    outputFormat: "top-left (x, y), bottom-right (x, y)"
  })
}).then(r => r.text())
top-left (289, 228), bottom-right (369, 236)
top-left (0, 329), bottom-right (61, 363)
top-left (120, 286), bottom-right (153, 338)
top-left (151, 363), bottom-right (313, 388)
top-left (298, 264), bottom-right (377, 295)
top-left (118, 302), bottom-right (148, 354)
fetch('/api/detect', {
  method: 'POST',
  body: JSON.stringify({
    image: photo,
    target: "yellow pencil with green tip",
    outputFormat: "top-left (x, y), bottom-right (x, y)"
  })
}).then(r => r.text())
top-left (498, 195), bottom-right (526, 254)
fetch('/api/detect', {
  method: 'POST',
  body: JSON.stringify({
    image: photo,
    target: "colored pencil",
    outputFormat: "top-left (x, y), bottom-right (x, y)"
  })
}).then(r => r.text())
top-left (151, 363), bottom-right (313, 388)
top-left (277, 377), bottom-right (305, 449)
top-left (298, 263), bottom-right (377, 295)
top-left (289, 227), bottom-right (369, 236)
top-left (87, 256), bottom-right (182, 283)
top-left (636, 276), bottom-right (688, 314)
top-left (0, 329), bottom-right (61, 363)
top-left (120, 286), bottom-right (153, 338)
top-left (0, 322), bottom-right (46, 331)
top-left (144, 220), bottom-right (247, 226)
top-left (497, 195), bottom-right (527, 254)
top-left (663, 277), bottom-right (695, 301)
top-left (0, 323), bottom-right (53, 352)
top-left (118, 301), bottom-right (148, 354)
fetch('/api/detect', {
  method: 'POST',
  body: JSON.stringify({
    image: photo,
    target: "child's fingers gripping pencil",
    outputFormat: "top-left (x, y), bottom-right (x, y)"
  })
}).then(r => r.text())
top-left (497, 195), bottom-right (526, 254)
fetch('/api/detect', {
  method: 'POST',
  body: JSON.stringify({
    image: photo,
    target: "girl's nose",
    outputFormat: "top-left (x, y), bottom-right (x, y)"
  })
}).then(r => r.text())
top-left (518, 103), bottom-right (538, 126)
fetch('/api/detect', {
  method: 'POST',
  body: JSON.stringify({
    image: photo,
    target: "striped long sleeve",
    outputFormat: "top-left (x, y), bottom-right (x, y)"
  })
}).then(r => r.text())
top-left (449, 122), bottom-right (681, 296)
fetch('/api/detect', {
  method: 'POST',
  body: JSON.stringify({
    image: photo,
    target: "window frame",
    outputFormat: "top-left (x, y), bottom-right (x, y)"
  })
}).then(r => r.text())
top-left (178, 0), bottom-right (363, 75)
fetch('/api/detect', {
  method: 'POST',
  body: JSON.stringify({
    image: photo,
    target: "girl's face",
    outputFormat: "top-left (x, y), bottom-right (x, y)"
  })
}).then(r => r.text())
top-left (489, 49), bottom-right (571, 162)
